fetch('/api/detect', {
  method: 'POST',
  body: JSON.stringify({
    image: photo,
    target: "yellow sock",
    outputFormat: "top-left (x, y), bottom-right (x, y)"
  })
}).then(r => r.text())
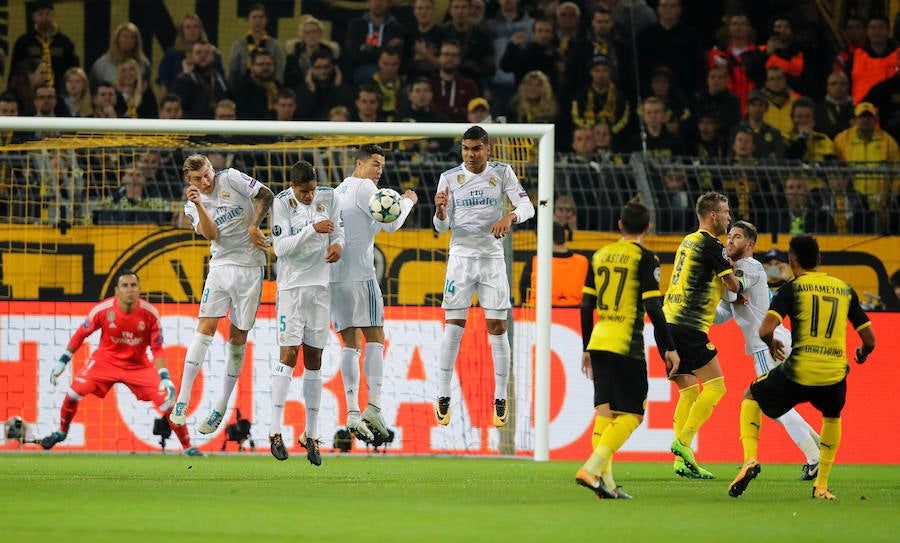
top-left (739, 399), bottom-right (762, 462)
top-left (674, 385), bottom-right (700, 437)
top-left (678, 377), bottom-right (726, 444)
top-left (591, 413), bottom-right (612, 450)
top-left (815, 417), bottom-right (841, 489)
top-left (585, 414), bottom-right (641, 475)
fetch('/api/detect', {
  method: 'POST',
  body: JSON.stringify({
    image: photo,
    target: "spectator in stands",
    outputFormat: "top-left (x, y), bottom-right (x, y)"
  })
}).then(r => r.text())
top-left (863, 51), bottom-right (900, 144)
top-left (592, 121), bottom-right (620, 163)
top-left (628, 96), bottom-right (684, 157)
top-left (708, 11), bottom-right (767, 114)
top-left (566, 125), bottom-right (597, 162)
top-left (272, 88), bottom-right (298, 121)
top-left (113, 165), bottom-right (149, 207)
top-left (7, 0), bottom-right (79, 92)
top-left (519, 222), bottom-right (589, 307)
top-left (466, 97), bottom-right (494, 124)
top-left (847, 15), bottom-right (898, 104)
top-left (430, 40), bottom-right (480, 122)
top-left (761, 248), bottom-right (791, 292)
top-left (171, 40), bottom-right (229, 119)
top-left (8, 58), bottom-right (50, 116)
top-left (296, 49), bottom-right (354, 121)
top-left (784, 97), bottom-right (835, 162)
top-left (233, 49), bottom-right (280, 120)
top-left (729, 88), bottom-right (784, 159)
top-left (833, 15), bottom-right (866, 74)
top-left (113, 58), bottom-right (157, 119)
top-left (655, 166), bottom-right (698, 233)
top-left (647, 66), bottom-right (690, 136)
top-left (507, 69), bottom-right (558, 124)
top-left (344, 0), bottom-right (406, 85)
top-left (32, 83), bottom-right (58, 119)
top-left (637, 0), bottom-right (704, 99)
top-left (813, 158), bottom-right (873, 234)
top-left (763, 16), bottom-right (807, 96)
top-left (157, 13), bottom-right (222, 98)
top-left (408, 0), bottom-right (449, 78)
top-left (769, 174), bottom-right (826, 234)
top-left (26, 147), bottom-right (84, 227)
top-left (486, 0), bottom-right (534, 117)
top-left (815, 71), bottom-right (854, 139)
top-left (720, 127), bottom-right (772, 227)
top-left (442, 0), bottom-right (496, 86)
top-left (499, 17), bottom-right (559, 90)
top-left (59, 67), bottom-right (93, 117)
top-left (90, 22), bottom-right (152, 87)
top-left (610, 0), bottom-right (657, 42)
top-left (284, 15), bottom-right (341, 90)
top-left (571, 56), bottom-right (629, 138)
top-left (350, 82), bottom-right (387, 122)
top-left (553, 2), bottom-right (591, 99)
top-left (395, 77), bottom-right (450, 153)
top-left (690, 65), bottom-right (741, 142)
top-left (554, 193), bottom-right (577, 238)
top-left (92, 81), bottom-right (118, 118)
top-left (158, 93), bottom-right (183, 119)
top-left (328, 105), bottom-right (350, 122)
top-left (585, 8), bottom-right (623, 88)
top-left (227, 3), bottom-right (285, 90)
top-left (0, 92), bottom-right (27, 145)
top-left (691, 110), bottom-right (726, 159)
top-left (834, 102), bottom-right (900, 219)
top-left (370, 47), bottom-right (405, 119)
top-left (761, 65), bottom-right (799, 137)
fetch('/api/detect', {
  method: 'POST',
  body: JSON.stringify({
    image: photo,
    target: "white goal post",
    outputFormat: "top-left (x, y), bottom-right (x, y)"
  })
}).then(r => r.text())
top-left (0, 117), bottom-right (557, 461)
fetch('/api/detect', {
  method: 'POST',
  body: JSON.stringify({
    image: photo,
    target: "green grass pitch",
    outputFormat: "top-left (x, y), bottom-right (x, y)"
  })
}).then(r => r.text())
top-left (1, 454), bottom-right (898, 543)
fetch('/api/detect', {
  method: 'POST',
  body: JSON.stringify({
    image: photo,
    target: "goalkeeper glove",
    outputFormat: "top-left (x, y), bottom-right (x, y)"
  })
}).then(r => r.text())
top-left (855, 346), bottom-right (870, 364)
top-left (50, 352), bottom-right (71, 386)
top-left (158, 368), bottom-right (176, 412)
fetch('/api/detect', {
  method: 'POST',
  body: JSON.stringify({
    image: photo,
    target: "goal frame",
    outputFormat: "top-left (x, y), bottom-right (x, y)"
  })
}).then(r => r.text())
top-left (0, 117), bottom-right (556, 461)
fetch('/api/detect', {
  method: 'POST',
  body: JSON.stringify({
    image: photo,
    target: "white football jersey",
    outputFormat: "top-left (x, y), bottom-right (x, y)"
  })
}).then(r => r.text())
top-left (329, 176), bottom-right (413, 282)
top-left (716, 256), bottom-right (791, 355)
top-left (184, 168), bottom-right (267, 268)
top-left (271, 186), bottom-right (344, 289)
top-left (433, 161), bottom-right (534, 258)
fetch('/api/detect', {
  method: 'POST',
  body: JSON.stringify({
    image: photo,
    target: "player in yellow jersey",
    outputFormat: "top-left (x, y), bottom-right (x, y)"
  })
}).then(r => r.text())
top-left (664, 192), bottom-right (744, 479)
top-left (575, 198), bottom-right (681, 500)
top-left (729, 234), bottom-right (876, 500)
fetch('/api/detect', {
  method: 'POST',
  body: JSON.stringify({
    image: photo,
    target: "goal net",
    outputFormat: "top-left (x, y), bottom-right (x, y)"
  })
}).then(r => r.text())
top-left (0, 118), bottom-right (557, 460)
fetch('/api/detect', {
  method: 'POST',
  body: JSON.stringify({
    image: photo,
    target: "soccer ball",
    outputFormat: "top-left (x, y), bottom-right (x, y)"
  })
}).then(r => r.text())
top-left (369, 188), bottom-right (402, 223)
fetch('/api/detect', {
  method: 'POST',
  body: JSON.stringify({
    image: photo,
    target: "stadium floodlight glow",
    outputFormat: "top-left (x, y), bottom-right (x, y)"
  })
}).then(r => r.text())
top-left (0, 117), bottom-right (556, 461)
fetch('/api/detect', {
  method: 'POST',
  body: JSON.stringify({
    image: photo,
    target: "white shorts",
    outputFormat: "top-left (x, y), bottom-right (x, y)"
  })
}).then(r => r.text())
top-left (752, 327), bottom-right (792, 376)
top-left (441, 254), bottom-right (511, 313)
top-left (330, 279), bottom-right (384, 332)
top-left (276, 286), bottom-right (330, 349)
top-left (199, 265), bottom-right (264, 331)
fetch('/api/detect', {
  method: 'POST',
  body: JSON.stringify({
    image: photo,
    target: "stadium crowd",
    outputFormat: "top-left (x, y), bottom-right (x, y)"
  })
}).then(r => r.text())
top-left (1, 0), bottom-right (899, 234)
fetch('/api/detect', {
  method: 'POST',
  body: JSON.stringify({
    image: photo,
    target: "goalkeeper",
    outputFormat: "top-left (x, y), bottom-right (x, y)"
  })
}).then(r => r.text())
top-left (40, 270), bottom-right (202, 456)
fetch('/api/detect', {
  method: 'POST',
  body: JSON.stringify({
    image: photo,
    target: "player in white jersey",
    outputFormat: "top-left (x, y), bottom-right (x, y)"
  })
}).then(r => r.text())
top-left (268, 161), bottom-right (343, 466)
top-left (432, 125), bottom-right (535, 427)
top-left (330, 144), bottom-right (418, 444)
top-left (170, 154), bottom-right (274, 435)
top-left (714, 221), bottom-right (820, 480)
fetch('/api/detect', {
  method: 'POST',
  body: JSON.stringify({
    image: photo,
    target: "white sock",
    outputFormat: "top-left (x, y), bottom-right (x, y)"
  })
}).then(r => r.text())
top-left (438, 324), bottom-right (464, 397)
top-left (303, 369), bottom-right (322, 438)
top-left (215, 342), bottom-right (245, 413)
top-left (176, 332), bottom-right (213, 404)
top-left (488, 332), bottom-right (511, 400)
top-left (777, 408), bottom-right (820, 464)
top-left (269, 362), bottom-right (293, 435)
top-left (363, 343), bottom-right (384, 408)
top-left (341, 347), bottom-right (361, 413)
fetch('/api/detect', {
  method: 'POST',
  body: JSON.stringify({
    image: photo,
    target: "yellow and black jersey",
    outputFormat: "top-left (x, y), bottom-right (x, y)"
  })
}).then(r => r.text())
top-left (663, 230), bottom-right (733, 333)
top-left (583, 239), bottom-right (662, 359)
top-left (769, 272), bottom-right (871, 386)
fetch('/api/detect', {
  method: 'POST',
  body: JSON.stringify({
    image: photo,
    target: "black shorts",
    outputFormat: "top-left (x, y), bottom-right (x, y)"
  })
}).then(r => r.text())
top-left (749, 363), bottom-right (847, 419)
top-left (589, 350), bottom-right (648, 415)
top-left (668, 324), bottom-right (718, 374)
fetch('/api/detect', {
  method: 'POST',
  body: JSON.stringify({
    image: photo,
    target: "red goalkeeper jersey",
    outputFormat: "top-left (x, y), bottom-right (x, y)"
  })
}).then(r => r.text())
top-left (67, 297), bottom-right (164, 369)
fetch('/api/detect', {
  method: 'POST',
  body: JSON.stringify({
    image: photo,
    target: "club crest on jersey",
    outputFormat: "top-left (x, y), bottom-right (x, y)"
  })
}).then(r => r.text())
top-left (138, 321), bottom-right (146, 331)
top-left (488, 176), bottom-right (497, 186)
top-left (457, 174), bottom-right (466, 184)
top-left (317, 203), bottom-right (325, 212)
top-left (220, 189), bottom-right (231, 199)
top-left (289, 198), bottom-right (297, 209)
top-left (107, 311), bottom-right (116, 322)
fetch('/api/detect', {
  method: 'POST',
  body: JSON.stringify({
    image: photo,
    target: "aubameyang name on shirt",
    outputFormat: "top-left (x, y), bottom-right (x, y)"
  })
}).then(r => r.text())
top-left (214, 206), bottom-right (244, 226)
top-left (796, 284), bottom-right (851, 296)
